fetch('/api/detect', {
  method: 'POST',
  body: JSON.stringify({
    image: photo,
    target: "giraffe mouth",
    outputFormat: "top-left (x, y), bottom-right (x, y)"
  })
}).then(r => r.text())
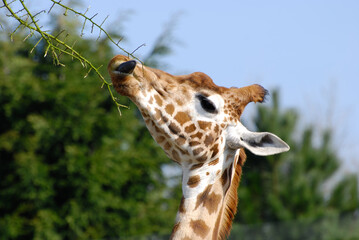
top-left (114, 60), bottom-right (137, 75)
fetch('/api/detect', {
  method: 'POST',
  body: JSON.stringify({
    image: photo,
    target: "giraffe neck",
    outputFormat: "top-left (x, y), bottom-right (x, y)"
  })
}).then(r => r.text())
top-left (170, 149), bottom-right (246, 240)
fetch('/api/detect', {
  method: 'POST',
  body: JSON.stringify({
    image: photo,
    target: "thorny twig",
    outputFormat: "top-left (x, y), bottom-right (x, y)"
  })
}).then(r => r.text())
top-left (1, 0), bottom-right (144, 114)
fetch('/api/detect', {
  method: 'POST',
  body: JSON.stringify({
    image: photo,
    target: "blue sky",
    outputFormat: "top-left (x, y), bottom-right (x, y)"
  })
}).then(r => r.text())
top-left (31, 1), bottom-right (359, 172)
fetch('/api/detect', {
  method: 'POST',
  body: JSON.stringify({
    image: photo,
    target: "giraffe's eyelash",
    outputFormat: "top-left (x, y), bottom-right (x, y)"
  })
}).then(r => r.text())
top-left (196, 94), bottom-right (218, 114)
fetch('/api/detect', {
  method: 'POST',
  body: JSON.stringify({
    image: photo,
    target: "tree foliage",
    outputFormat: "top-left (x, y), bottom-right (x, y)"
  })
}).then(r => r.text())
top-left (0, 13), bottom-right (177, 240)
top-left (232, 91), bottom-right (359, 239)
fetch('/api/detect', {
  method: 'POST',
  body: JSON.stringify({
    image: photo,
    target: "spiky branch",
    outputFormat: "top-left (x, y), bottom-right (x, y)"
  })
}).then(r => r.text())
top-left (1, 0), bottom-right (138, 113)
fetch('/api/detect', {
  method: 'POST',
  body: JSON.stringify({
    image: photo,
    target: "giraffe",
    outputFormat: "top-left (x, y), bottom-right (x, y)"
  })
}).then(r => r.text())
top-left (108, 55), bottom-right (289, 240)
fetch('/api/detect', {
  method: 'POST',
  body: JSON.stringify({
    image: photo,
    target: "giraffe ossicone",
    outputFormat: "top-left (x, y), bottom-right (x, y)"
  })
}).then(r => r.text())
top-left (108, 55), bottom-right (289, 240)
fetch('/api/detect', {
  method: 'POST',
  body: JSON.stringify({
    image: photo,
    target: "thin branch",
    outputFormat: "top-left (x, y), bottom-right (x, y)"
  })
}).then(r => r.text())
top-left (2, 0), bottom-right (132, 110)
top-left (131, 43), bottom-right (146, 55)
top-left (97, 15), bottom-right (109, 40)
top-left (48, 2), bottom-right (56, 14)
top-left (23, 31), bottom-right (34, 42)
top-left (49, 0), bottom-right (142, 62)
top-left (30, 37), bottom-right (42, 53)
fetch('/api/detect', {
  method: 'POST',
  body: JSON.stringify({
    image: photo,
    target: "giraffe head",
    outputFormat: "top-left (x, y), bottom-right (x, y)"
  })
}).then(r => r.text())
top-left (108, 55), bottom-right (289, 239)
top-left (108, 55), bottom-right (289, 165)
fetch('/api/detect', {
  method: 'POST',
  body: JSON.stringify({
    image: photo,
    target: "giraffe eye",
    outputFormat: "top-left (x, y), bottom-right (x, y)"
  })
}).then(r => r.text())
top-left (196, 94), bottom-right (218, 114)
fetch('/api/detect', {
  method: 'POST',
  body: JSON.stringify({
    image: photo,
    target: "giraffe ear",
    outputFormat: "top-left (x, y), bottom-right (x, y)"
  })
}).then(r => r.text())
top-left (226, 123), bottom-right (290, 156)
top-left (234, 84), bottom-right (268, 105)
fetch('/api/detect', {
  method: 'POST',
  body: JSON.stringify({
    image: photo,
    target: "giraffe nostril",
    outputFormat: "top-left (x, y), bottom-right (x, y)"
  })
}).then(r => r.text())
top-left (116, 60), bottom-right (137, 74)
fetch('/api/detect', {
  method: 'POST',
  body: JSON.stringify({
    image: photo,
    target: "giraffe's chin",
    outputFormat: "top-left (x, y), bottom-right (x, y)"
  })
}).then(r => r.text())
top-left (113, 84), bottom-right (130, 97)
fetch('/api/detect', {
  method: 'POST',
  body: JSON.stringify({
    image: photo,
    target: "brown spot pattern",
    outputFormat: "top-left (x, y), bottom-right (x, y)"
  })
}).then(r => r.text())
top-left (211, 144), bottom-right (219, 158)
top-left (190, 219), bottom-right (210, 238)
top-left (205, 192), bottom-right (222, 214)
top-left (171, 222), bottom-right (180, 236)
top-left (154, 108), bottom-right (162, 120)
top-left (155, 135), bottom-right (165, 144)
top-left (190, 163), bottom-right (204, 170)
top-left (154, 94), bottom-right (163, 106)
top-left (165, 104), bottom-right (175, 115)
top-left (195, 184), bottom-right (222, 214)
top-left (175, 136), bottom-right (186, 146)
top-left (191, 131), bottom-right (203, 139)
top-left (174, 111), bottom-right (191, 125)
top-left (221, 170), bottom-right (228, 187)
top-left (193, 147), bottom-right (204, 156)
top-left (214, 124), bottom-right (220, 133)
top-left (179, 197), bottom-right (186, 213)
top-left (208, 158), bottom-right (219, 166)
top-left (196, 184), bottom-right (212, 210)
top-left (145, 119), bottom-right (151, 126)
top-left (168, 122), bottom-right (181, 135)
top-left (164, 142), bottom-right (171, 151)
top-left (197, 154), bottom-right (208, 162)
top-left (185, 124), bottom-right (196, 133)
top-left (176, 99), bottom-right (184, 106)
top-left (148, 96), bottom-right (154, 105)
top-left (198, 121), bottom-right (212, 131)
top-left (162, 115), bottom-right (169, 123)
top-left (172, 149), bottom-right (180, 162)
top-left (187, 175), bottom-right (201, 188)
top-left (189, 141), bottom-right (201, 147)
top-left (204, 134), bottom-right (214, 146)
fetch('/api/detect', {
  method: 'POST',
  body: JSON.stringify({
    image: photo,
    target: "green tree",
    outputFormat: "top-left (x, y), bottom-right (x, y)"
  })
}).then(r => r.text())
top-left (232, 90), bottom-right (359, 239)
top-left (0, 13), bottom-right (178, 240)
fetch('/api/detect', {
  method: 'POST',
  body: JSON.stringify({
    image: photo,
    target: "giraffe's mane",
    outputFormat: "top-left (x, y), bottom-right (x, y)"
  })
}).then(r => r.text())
top-left (218, 149), bottom-right (246, 240)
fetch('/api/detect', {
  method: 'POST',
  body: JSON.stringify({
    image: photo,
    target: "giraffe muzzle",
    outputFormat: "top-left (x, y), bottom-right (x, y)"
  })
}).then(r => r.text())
top-left (115, 60), bottom-right (137, 74)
